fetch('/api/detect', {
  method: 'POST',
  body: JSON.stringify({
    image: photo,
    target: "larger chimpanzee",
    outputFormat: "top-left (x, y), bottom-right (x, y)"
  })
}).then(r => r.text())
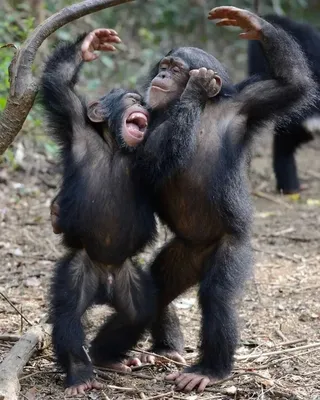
top-left (247, 14), bottom-right (320, 194)
top-left (50, 6), bottom-right (315, 394)
top-left (42, 29), bottom-right (219, 395)
top-left (86, 6), bottom-right (315, 392)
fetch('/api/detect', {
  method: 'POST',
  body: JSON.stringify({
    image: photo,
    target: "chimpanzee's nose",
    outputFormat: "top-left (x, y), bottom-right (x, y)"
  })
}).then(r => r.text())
top-left (159, 72), bottom-right (167, 79)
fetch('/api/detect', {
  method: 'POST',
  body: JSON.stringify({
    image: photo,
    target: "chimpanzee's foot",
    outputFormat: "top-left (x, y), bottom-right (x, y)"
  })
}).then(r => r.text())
top-left (166, 364), bottom-right (224, 393)
top-left (65, 379), bottom-right (103, 396)
top-left (95, 357), bottom-right (142, 372)
top-left (134, 348), bottom-right (186, 364)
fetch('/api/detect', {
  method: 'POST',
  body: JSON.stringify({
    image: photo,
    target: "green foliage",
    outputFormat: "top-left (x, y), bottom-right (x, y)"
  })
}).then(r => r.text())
top-left (0, 0), bottom-right (318, 158)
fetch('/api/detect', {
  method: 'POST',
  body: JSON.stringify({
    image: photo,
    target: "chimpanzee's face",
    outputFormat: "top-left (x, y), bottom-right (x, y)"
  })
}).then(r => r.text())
top-left (147, 56), bottom-right (190, 110)
top-left (87, 89), bottom-right (149, 148)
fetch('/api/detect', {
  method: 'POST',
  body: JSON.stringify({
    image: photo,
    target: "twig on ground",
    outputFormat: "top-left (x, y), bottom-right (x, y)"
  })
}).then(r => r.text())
top-left (276, 338), bottom-right (307, 347)
top-left (133, 348), bottom-right (188, 367)
top-left (20, 370), bottom-right (61, 381)
top-left (275, 328), bottom-right (288, 341)
top-left (0, 334), bottom-right (21, 342)
top-left (236, 342), bottom-right (320, 361)
top-left (252, 191), bottom-right (293, 209)
top-left (95, 367), bottom-right (157, 381)
top-left (107, 384), bottom-right (137, 392)
top-left (143, 391), bottom-right (174, 400)
top-left (0, 292), bottom-right (32, 326)
top-left (252, 247), bottom-right (300, 263)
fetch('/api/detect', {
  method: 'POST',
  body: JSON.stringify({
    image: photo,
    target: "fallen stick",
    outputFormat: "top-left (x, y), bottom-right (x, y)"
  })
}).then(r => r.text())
top-left (0, 323), bottom-right (51, 400)
top-left (252, 190), bottom-right (293, 209)
top-left (236, 342), bottom-right (320, 361)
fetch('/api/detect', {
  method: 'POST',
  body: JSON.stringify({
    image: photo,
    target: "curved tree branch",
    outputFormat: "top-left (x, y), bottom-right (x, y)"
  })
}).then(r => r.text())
top-left (0, 0), bottom-right (134, 155)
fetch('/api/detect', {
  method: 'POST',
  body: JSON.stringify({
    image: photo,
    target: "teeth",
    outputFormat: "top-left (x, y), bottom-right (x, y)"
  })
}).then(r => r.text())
top-left (127, 112), bottom-right (146, 122)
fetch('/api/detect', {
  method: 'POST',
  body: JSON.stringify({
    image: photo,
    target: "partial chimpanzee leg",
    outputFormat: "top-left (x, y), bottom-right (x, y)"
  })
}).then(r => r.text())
top-left (90, 312), bottom-right (149, 370)
top-left (90, 260), bottom-right (157, 369)
top-left (167, 235), bottom-right (252, 392)
top-left (149, 305), bottom-right (185, 363)
top-left (50, 251), bottom-right (101, 395)
top-left (273, 125), bottom-right (313, 194)
top-left (91, 238), bottom-right (204, 366)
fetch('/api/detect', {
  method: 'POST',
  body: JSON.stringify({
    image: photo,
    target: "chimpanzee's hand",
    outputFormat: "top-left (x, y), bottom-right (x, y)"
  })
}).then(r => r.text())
top-left (208, 6), bottom-right (264, 41)
top-left (50, 201), bottom-right (62, 234)
top-left (186, 68), bottom-right (222, 98)
top-left (81, 29), bottom-right (121, 62)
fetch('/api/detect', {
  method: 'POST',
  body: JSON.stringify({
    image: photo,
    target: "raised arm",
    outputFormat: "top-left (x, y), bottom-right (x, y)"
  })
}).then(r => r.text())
top-left (138, 68), bottom-right (221, 187)
top-left (40, 29), bottom-right (121, 146)
top-left (209, 7), bottom-right (316, 127)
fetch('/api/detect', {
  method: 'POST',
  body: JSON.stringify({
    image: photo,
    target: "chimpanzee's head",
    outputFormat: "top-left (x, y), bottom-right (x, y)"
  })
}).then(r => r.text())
top-left (144, 47), bottom-right (234, 110)
top-left (87, 88), bottom-right (149, 149)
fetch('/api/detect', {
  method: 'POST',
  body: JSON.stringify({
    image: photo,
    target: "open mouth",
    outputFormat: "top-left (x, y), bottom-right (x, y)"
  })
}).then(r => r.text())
top-left (125, 111), bottom-right (149, 140)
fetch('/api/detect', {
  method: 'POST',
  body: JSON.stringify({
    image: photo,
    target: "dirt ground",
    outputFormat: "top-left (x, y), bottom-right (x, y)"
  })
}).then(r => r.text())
top-left (0, 130), bottom-right (319, 400)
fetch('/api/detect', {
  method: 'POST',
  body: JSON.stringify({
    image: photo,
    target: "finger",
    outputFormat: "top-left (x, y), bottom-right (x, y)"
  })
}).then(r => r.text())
top-left (239, 31), bottom-right (258, 40)
top-left (92, 380), bottom-right (104, 389)
top-left (98, 44), bottom-right (117, 52)
top-left (197, 377), bottom-right (211, 392)
top-left (78, 385), bottom-right (86, 395)
top-left (184, 376), bottom-right (204, 392)
top-left (100, 35), bottom-right (122, 43)
top-left (208, 6), bottom-right (242, 20)
top-left (95, 28), bottom-right (118, 36)
top-left (215, 19), bottom-right (238, 27)
top-left (166, 372), bottom-right (181, 381)
top-left (176, 375), bottom-right (196, 391)
top-left (146, 355), bottom-right (156, 364)
top-left (198, 67), bottom-right (207, 78)
top-left (189, 69), bottom-right (200, 77)
top-left (81, 33), bottom-right (95, 52)
top-left (82, 52), bottom-right (99, 62)
top-left (124, 357), bottom-right (142, 367)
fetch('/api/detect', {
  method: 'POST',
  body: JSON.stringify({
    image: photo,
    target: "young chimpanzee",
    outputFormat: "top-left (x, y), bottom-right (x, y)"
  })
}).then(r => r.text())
top-left (70, 7), bottom-right (314, 393)
top-left (43, 29), bottom-right (219, 395)
top-left (41, 30), bottom-right (158, 396)
top-left (247, 14), bottom-right (320, 194)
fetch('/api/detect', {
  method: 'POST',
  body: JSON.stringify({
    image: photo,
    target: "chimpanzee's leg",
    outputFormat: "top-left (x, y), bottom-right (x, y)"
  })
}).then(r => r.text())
top-left (148, 304), bottom-right (185, 363)
top-left (166, 235), bottom-right (252, 392)
top-left (50, 250), bottom-right (101, 396)
top-left (91, 238), bottom-right (204, 366)
top-left (90, 260), bottom-right (156, 369)
top-left (273, 124), bottom-right (313, 194)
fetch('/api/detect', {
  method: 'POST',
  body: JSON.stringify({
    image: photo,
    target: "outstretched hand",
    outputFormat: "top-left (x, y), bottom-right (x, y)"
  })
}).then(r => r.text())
top-left (208, 6), bottom-right (263, 41)
top-left (81, 28), bottom-right (121, 62)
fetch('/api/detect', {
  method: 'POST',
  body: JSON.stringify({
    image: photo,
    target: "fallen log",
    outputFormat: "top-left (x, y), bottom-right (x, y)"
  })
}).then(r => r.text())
top-left (0, 323), bottom-right (51, 400)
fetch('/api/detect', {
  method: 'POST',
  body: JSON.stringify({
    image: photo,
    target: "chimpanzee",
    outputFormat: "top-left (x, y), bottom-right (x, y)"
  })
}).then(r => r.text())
top-left (73, 7), bottom-right (313, 393)
top-left (41, 30), bottom-right (159, 396)
top-left (49, 7), bottom-right (316, 393)
top-left (247, 14), bottom-right (320, 194)
top-left (42, 29), bottom-right (220, 395)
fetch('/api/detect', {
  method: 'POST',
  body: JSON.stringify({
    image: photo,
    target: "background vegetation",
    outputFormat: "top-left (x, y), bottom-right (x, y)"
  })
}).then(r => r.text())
top-left (0, 0), bottom-right (319, 165)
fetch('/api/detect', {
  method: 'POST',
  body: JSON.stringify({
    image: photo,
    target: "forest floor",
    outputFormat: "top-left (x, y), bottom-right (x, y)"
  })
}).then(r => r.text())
top-left (0, 131), bottom-right (319, 400)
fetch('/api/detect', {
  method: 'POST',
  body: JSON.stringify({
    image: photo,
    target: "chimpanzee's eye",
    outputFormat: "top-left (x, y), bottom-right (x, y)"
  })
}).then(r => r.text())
top-left (173, 66), bottom-right (180, 73)
top-left (159, 65), bottom-right (168, 71)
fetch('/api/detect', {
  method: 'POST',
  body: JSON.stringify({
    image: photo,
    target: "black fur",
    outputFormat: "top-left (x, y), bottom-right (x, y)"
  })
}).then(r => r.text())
top-left (41, 38), bottom-right (157, 389)
top-left (96, 15), bottom-right (316, 390)
top-left (247, 14), bottom-right (320, 193)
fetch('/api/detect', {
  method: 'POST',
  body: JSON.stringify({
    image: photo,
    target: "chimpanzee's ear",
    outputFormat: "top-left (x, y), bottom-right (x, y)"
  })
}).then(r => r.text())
top-left (209, 74), bottom-right (222, 97)
top-left (87, 101), bottom-right (104, 122)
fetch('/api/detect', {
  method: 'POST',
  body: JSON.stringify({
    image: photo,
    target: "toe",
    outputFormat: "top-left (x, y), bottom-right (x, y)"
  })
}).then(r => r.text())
top-left (165, 371), bottom-right (181, 381)
top-left (197, 377), bottom-right (211, 392)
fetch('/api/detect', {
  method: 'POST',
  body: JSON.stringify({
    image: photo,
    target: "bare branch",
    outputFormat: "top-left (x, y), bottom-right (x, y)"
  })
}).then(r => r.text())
top-left (0, 0), bottom-right (134, 155)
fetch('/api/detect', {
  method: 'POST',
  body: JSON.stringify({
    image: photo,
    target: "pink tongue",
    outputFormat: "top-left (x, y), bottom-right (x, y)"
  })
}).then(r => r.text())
top-left (127, 123), bottom-right (143, 138)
